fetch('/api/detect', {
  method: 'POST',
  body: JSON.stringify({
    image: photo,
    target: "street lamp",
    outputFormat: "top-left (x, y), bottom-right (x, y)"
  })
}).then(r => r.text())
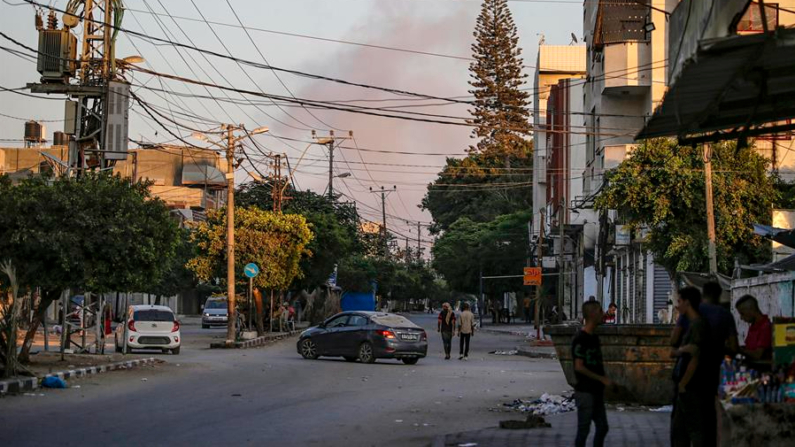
top-left (192, 124), bottom-right (269, 346)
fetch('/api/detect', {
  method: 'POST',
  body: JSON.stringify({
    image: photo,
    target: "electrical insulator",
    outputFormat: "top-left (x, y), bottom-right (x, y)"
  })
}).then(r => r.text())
top-left (47, 10), bottom-right (58, 30)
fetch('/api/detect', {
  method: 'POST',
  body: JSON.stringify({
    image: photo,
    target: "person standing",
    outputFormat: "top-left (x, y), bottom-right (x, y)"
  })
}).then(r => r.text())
top-left (457, 302), bottom-right (475, 360)
top-left (437, 302), bottom-right (456, 360)
top-left (671, 287), bottom-right (715, 447)
top-left (572, 301), bottom-right (614, 447)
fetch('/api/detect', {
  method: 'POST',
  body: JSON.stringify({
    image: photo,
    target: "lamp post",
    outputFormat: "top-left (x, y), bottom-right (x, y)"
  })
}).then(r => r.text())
top-left (193, 124), bottom-right (268, 346)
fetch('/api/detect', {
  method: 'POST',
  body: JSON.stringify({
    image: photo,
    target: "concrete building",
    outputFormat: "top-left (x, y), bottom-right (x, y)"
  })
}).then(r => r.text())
top-left (579, 0), bottom-right (677, 323)
top-left (0, 144), bottom-right (228, 211)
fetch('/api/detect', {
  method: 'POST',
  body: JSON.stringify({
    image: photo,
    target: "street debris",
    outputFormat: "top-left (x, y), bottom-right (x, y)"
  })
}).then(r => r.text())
top-left (650, 405), bottom-right (673, 413)
top-left (394, 419), bottom-right (403, 423)
top-left (41, 376), bottom-right (67, 389)
top-left (502, 393), bottom-right (575, 416)
top-left (490, 349), bottom-right (518, 356)
top-left (141, 378), bottom-right (148, 382)
top-left (457, 443), bottom-right (478, 447)
top-left (500, 413), bottom-right (552, 429)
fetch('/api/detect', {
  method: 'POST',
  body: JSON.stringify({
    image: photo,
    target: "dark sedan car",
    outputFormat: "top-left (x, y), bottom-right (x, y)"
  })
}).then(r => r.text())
top-left (297, 312), bottom-right (427, 364)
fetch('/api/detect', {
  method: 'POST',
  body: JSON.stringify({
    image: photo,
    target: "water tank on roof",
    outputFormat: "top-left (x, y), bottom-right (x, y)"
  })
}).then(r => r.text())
top-left (24, 120), bottom-right (45, 144)
top-left (53, 131), bottom-right (68, 146)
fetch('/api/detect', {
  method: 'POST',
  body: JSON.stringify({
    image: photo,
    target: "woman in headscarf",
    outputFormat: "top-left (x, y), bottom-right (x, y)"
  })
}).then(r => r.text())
top-left (437, 302), bottom-right (456, 360)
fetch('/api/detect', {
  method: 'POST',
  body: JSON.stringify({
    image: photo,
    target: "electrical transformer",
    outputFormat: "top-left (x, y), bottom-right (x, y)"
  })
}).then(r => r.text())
top-left (104, 81), bottom-right (130, 160)
top-left (37, 28), bottom-right (77, 82)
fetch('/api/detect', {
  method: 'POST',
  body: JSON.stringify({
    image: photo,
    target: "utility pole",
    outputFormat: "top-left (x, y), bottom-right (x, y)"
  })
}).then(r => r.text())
top-left (224, 125), bottom-right (237, 346)
top-left (271, 154), bottom-right (283, 212)
top-left (704, 144), bottom-right (718, 274)
top-left (558, 198), bottom-right (566, 314)
top-left (535, 208), bottom-right (545, 340)
top-left (417, 221), bottom-right (421, 263)
top-left (193, 125), bottom-right (269, 346)
top-left (312, 130), bottom-right (352, 201)
top-left (405, 237), bottom-right (410, 263)
top-left (370, 185), bottom-right (396, 258)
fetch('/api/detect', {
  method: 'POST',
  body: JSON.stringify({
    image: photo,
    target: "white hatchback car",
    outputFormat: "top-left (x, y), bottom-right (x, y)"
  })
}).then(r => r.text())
top-left (115, 305), bottom-right (181, 355)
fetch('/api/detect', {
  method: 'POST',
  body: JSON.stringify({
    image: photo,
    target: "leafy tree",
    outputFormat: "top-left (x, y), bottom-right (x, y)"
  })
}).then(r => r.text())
top-left (0, 174), bottom-right (179, 363)
top-left (237, 183), bottom-right (359, 290)
top-left (432, 211), bottom-right (531, 295)
top-left (596, 138), bottom-right (776, 275)
top-left (468, 0), bottom-right (532, 165)
top-left (187, 206), bottom-right (313, 333)
top-left (422, 150), bottom-right (532, 233)
top-left (145, 229), bottom-right (197, 301)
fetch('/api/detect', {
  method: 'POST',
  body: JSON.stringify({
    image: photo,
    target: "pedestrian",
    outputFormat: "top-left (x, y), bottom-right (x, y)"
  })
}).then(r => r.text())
top-left (602, 302), bottom-right (617, 324)
top-left (671, 287), bottom-right (715, 447)
top-left (523, 294), bottom-right (532, 323)
top-left (457, 302), bottom-right (475, 360)
top-left (437, 302), bottom-right (456, 360)
top-left (572, 300), bottom-right (614, 447)
top-left (735, 294), bottom-right (773, 365)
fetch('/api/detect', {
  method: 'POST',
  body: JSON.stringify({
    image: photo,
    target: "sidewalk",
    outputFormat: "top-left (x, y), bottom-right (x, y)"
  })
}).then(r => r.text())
top-left (432, 409), bottom-right (669, 447)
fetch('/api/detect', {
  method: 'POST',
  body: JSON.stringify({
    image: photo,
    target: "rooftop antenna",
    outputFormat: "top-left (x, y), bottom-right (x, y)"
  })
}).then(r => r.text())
top-left (570, 33), bottom-right (578, 45)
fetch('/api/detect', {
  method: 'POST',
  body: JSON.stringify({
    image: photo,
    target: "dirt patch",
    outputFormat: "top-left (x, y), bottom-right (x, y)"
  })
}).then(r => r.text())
top-left (499, 414), bottom-right (552, 429)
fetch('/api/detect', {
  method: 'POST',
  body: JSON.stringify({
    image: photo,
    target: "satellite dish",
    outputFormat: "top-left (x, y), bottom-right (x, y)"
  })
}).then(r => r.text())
top-left (570, 33), bottom-right (578, 44)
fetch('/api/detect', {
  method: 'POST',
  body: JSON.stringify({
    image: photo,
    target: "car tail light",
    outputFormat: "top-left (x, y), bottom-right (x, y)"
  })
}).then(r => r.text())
top-left (420, 330), bottom-right (427, 341)
top-left (128, 320), bottom-right (136, 332)
top-left (379, 329), bottom-right (397, 339)
top-left (171, 321), bottom-right (180, 332)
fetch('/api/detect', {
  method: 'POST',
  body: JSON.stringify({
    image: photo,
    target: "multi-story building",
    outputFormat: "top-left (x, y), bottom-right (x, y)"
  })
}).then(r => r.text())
top-left (0, 139), bottom-right (228, 211)
top-left (579, 0), bottom-right (677, 323)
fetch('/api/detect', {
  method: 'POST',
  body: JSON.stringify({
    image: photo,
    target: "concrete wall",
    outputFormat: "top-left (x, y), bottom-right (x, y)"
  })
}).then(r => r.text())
top-left (731, 271), bottom-right (795, 343)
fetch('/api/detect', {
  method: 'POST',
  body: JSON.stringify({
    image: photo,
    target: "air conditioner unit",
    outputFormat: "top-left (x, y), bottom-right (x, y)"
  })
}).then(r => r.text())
top-left (37, 29), bottom-right (77, 82)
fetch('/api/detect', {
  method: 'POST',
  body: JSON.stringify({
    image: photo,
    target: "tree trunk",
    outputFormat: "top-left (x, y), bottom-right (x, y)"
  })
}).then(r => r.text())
top-left (253, 288), bottom-right (264, 336)
top-left (17, 288), bottom-right (59, 364)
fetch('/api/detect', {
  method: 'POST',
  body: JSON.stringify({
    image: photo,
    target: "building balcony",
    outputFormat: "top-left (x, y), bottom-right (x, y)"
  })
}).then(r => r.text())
top-left (602, 42), bottom-right (652, 96)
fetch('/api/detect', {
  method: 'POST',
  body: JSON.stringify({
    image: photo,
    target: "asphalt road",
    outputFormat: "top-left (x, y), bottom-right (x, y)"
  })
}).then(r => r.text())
top-left (1, 313), bottom-right (569, 447)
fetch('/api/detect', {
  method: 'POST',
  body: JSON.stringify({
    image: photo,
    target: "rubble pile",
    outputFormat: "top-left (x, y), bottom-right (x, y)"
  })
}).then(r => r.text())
top-left (503, 393), bottom-right (576, 416)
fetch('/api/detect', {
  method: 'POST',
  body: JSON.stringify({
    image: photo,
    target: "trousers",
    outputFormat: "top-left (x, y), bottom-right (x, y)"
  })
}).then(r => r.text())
top-left (459, 333), bottom-right (471, 356)
top-left (574, 391), bottom-right (609, 447)
top-left (441, 331), bottom-right (453, 355)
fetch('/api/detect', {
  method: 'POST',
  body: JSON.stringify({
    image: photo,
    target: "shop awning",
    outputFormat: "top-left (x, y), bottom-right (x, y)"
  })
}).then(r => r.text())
top-left (753, 223), bottom-right (795, 249)
top-left (637, 29), bottom-right (795, 143)
top-left (181, 163), bottom-right (225, 187)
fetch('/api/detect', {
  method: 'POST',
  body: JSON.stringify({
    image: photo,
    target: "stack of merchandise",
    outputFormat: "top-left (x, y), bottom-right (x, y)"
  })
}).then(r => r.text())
top-left (719, 358), bottom-right (795, 404)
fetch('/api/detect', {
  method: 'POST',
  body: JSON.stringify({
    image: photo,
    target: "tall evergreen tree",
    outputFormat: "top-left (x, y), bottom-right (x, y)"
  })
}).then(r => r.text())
top-left (468, 0), bottom-right (532, 165)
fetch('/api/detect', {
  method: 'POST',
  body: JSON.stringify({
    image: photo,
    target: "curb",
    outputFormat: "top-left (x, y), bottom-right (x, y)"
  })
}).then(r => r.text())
top-left (0, 357), bottom-right (159, 396)
top-left (210, 332), bottom-right (295, 349)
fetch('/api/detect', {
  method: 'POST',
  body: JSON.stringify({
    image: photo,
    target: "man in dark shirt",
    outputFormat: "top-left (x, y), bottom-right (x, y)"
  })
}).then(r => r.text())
top-left (670, 281), bottom-right (738, 392)
top-left (671, 287), bottom-right (715, 447)
top-left (437, 303), bottom-right (456, 360)
top-left (572, 301), bottom-right (615, 447)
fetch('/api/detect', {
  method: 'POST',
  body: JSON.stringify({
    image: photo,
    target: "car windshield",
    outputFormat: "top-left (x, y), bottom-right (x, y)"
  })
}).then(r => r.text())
top-left (205, 300), bottom-right (227, 309)
top-left (370, 314), bottom-right (416, 328)
top-left (133, 310), bottom-right (174, 322)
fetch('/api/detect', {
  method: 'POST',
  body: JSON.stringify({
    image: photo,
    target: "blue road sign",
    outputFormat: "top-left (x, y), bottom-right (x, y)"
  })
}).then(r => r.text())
top-left (244, 263), bottom-right (260, 278)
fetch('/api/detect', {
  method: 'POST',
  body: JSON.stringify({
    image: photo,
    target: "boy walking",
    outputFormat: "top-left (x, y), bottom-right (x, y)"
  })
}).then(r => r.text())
top-left (572, 301), bottom-right (614, 447)
top-left (437, 303), bottom-right (456, 360)
top-left (457, 302), bottom-right (475, 360)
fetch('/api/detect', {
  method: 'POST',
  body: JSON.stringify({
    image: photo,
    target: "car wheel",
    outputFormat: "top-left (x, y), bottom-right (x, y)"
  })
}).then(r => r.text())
top-left (344, 356), bottom-right (357, 362)
top-left (358, 342), bottom-right (376, 364)
top-left (299, 339), bottom-right (319, 359)
top-left (171, 347), bottom-right (180, 355)
top-left (402, 358), bottom-right (419, 365)
top-left (124, 344), bottom-right (131, 354)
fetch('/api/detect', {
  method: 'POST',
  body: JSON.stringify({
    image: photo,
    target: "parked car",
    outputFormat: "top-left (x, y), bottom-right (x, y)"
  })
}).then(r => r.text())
top-left (115, 305), bottom-right (181, 354)
top-left (297, 312), bottom-right (427, 365)
top-left (202, 297), bottom-right (228, 329)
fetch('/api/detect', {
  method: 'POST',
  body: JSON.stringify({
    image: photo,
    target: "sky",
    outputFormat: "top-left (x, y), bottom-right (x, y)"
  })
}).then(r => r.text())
top-left (0, 0), bottom-right (582, 252)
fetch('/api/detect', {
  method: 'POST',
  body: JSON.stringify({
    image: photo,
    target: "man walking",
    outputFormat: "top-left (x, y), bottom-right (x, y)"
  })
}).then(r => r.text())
top-left (437, 302), bottom-right (456, 360)
top-left (523, 294), bottom-right (532, 323)
top-left (572, 301), bottom-right (614, 447)
top-left (671, 287), bottom-right (715, 447)
top-left (457, 302), bottom-right (475, 360)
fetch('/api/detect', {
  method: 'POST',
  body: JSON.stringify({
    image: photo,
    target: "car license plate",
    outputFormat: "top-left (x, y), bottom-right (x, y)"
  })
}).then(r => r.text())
top-left (402, 334), bottom-right (419, 341)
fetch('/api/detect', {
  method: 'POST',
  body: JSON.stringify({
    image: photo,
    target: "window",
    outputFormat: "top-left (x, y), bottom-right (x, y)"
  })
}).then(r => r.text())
top-left (371, 315), bottom-right (414, 327)
top-left (134, 310), bottom-right (174, 322)
top-left (737, 3), bottom-right (778, 33)
top-left (347, 315), bottom-right (369, 327)
top-left (325, 315), bottom-right (349, 328)
top-left (204, 299), bottom-right (227, 309)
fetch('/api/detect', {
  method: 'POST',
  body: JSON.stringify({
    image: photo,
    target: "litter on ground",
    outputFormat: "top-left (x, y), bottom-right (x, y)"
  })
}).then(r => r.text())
top-left (502, 393), bottom-right (575, 416)
top-left (490, 350), bottom-right (518, 356)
